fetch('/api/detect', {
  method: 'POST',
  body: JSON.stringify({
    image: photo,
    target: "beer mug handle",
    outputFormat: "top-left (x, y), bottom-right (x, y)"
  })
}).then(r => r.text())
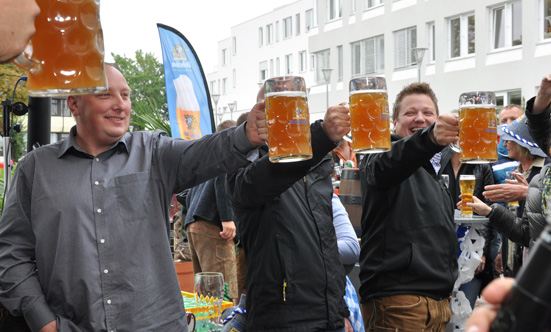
top-left (449, 142), bottom-right (461, 153)
top-left (12, 42), bottom-right (41, 74)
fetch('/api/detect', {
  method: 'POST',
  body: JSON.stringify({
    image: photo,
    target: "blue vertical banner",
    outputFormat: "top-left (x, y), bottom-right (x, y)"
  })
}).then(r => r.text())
top-left (157, 23), bottom-right (215, 139)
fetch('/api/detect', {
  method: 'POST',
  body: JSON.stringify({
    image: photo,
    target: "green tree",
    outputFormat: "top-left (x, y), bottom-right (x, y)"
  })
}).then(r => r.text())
top-left (112, 50), bottom-right (169, 132)
top-left (0, 63), bottom-right (28, 162)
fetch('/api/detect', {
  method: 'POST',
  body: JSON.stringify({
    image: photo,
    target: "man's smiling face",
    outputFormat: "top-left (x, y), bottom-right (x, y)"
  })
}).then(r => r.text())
top-left (393, 93), bottom-right (437, 138)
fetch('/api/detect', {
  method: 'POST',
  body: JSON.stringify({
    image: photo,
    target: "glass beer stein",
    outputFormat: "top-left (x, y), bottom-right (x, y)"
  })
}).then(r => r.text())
top-left (14, 0), bottom-right (108, 97)
top-left (265, 76), bottom-right (312, 163)
top-left (457, 91), bottom-right (498, 164)
top-left (348, 76), bottom-right (391, 153)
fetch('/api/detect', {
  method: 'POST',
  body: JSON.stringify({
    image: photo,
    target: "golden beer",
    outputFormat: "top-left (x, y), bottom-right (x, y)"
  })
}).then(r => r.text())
top-left (265, 91), bottom-right (312, 163)
top-left (176, 109), bottom-right (201, 140)
top-left (349, 90), bottom-right (391, 153)
top-left (460, 175), bottom-right (476, 218)
top-left (24, 0), bottom-right (107, 96)
top-left (458, 106), bottom-right (498, 163)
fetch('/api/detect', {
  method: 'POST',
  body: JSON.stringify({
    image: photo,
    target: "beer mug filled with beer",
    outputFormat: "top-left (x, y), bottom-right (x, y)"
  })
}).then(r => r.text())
top-left (456, 91), bottom-right (498, 163)
top-left (14, 0), bottom-right (107, 97)
top-left (348, 77), bottom-right (391, 153)
top-left (460, 174), bottom-right (476, 218)
top-left (265, 76), bottom-right (312, 163)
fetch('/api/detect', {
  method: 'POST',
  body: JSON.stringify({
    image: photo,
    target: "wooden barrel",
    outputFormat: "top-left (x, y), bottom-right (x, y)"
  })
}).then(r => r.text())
top-left (338, 168), bottom-right (362, 237)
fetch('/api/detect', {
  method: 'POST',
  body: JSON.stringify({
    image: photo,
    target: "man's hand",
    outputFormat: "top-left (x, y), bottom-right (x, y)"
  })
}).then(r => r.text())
top-left (344, 317), bottom-right (353, 332)
top-left (0, 0), bottom-right (40, 63)
top-left (465, 277), bottom-right (515, 332)
top-left (245, 101), bottom-right (267, 146)
top-left (533, 73), bottom-right (551, 115)
top-left (321, 103), bottom-right (351, 143)
top-left (39, 320), bottom-right (57, 332)
top-left (430, 114), bottom-right (459, 146)
top-left (220, 221), bottom-right (236, 241)
top-left (483, 177), bottom-right (528, 203)
top-left (494, 252), bottom-right (503, 275)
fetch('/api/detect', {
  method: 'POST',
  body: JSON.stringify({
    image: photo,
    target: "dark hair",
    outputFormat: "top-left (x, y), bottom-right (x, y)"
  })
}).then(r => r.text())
top-left (236, 112), bottom-right (249, 126)
top-left (392, 82), bottom-right (439, 122)
top-left (216, 119), bottom-right (237, 132)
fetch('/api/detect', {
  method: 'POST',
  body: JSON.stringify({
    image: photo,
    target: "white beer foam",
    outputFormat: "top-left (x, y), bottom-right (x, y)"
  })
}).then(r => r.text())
top-left (350, 89), bottom-right (386, 95)
top-left (173, 75), bottom-right (200, 111)
top-left (265, 91), bottom-right (306, 98)
top-left (460, 104), bottom-right (495, 109)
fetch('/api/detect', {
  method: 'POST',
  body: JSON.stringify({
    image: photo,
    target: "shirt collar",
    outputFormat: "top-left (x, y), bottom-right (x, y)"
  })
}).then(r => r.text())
top-left (58, 126), bottom-right (129, 158)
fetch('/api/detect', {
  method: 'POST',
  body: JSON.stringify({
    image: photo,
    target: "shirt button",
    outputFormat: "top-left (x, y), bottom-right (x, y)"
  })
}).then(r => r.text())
top-left (107, 299), bottom-right (112, 304)
top-left (100, 239), bottom-right (105, 243)
top-left (104, 269), bottom-right (109, 274)
top-left (95, 158), bottom-right (100, 162)
top-left (95, 181), bottom-right (99, 185)
top-left (97, 208), bottom-right (102, 213)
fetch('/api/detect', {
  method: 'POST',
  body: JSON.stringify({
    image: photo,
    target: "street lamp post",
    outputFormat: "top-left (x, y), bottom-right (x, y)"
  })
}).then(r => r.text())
top-left (211, 94), bottom-right (220, 123)
top-left (413, 47), bottom-right (428, 83)
top-left (321, 68), bottom-right (332, 110)
top-left (228, 101), bottom-right (236, 120)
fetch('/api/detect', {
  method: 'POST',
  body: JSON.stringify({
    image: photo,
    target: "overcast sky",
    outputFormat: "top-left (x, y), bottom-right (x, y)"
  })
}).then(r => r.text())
top-left (100, 0), bottom-right (296, 73)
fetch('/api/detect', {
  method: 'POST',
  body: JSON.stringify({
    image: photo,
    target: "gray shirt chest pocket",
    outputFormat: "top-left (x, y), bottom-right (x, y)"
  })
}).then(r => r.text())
top-left (115, 172), bottom-right (151, 222)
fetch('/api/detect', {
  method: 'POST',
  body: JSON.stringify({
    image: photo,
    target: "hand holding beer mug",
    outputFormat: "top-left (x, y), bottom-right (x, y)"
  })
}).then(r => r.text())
top-left (460, 174), bottom-right (476, 218)
top-left (13, 0), bottom-right (108, 97)
top-left (265, 76), bottom-right (312, 163)
top-left (348, 77), bottom-right (391, 153)
top-left (455, 91), bottom-right (498, 163)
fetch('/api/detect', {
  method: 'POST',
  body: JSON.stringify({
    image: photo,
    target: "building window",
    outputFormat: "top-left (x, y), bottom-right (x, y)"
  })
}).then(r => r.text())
top-left (233, 69), bottom-right (237, 88)
top-left (266, 24), bottom-right (273, 44)
top-left (51, 98), bottom-right (70, 116)
top-left (365, 0), bottom-right (384, 9)
top-left (544, 0), bottom-right (551, 39)
top-left (315, 49), bottom-right (330, 84)
top-left (222, 78), bottom-right (227, 94)
top-left (296, 14), bottom-right (301, 35)
top-left (276, 21), bottom-right (280, 42)
top-left (232, 37), bottom-right (237, 55)
top-left (327, 0), bottom-right (342, 21)
top-left (495, 90), bottom-right (522, 112)
top-left (492, 1), bottom-right (522, 50)
top-left (350, 0), bottom-right (356, 15)
top-left (285, 54), bottom-right (293, 74)
top-left (351, 35), bottom-right (384, 76)
top-left (270, 59), bottom-right (274, 78)
top-left (337, 45), bottom-right (343, 81)
top-left (258, 27), bottom-right (264, 46)
top-left (299, 51), bottom-right (307, 72)
top-left (284, 17), bottom-right (293, 38)
top-left (448, 13), bottom-right (475, 59)
top-left (306, 9), bottom-right (314, 32)
top-left (394, 27), bottom-right (416, 69)
top-left (427, 22), bottom-right (435, 63)
top-left (259, 61), bottom-right (268, 81)
top-left (222, 48), bottom-right (228, 66)
top-left (276, 57), bottom-right (281, 76)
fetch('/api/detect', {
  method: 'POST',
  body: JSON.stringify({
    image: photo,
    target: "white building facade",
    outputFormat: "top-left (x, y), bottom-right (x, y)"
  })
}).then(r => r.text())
top-left (207, 0), bottom-right (551, 123)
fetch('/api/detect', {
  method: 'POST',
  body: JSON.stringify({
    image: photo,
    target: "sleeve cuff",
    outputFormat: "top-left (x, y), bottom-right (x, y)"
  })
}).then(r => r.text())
top-left (23, 298), bottom-right (56, 332)
top-left (232, 122), bottom-right (255, 155)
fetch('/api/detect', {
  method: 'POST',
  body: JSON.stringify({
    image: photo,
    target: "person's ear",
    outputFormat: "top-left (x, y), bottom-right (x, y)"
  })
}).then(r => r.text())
top-left (67, 96), bottom-right (79, 116)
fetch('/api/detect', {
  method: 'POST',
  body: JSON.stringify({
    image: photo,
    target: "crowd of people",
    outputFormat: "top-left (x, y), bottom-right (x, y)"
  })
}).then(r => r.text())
top-left (0, 2), bottom-right (551, 331)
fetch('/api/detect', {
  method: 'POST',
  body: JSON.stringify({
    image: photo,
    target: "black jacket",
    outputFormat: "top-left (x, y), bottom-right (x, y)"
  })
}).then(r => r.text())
top-left (359, 125), bottom-right (459, 302)
top-left (226, 121), bottom-right (348, 331)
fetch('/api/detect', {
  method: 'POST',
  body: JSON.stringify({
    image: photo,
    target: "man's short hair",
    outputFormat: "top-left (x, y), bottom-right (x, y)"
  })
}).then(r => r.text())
top-left (236, 112), bottom-right (249, 126)
top-left (392, 82), bottom-right (439, 122)
top-left (216, 119), bottom-right (237, 132)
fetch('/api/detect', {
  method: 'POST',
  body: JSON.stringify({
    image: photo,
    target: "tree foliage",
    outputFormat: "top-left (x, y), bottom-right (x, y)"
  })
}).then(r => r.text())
top-left (112, 51), bottom-right (169, 132)
top-left (0, 63), bottom-right (29, 162)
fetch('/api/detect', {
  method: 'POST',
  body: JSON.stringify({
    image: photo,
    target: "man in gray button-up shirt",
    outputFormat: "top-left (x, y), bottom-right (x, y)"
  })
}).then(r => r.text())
top-left (0, 64), bottom-right (264, 332)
